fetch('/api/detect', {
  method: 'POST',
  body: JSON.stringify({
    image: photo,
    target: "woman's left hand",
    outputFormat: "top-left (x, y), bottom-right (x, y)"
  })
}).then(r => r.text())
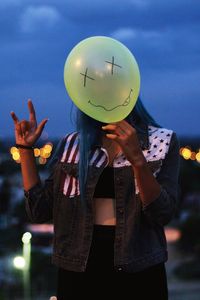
top-left (102, 120), bottom-right (146, 167)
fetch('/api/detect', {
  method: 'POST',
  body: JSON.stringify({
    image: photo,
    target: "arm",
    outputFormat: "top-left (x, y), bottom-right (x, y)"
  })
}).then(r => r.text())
top-left (11, 99), bottom-right (48, 191)
top-left (11, 99), bottom-right (51, 222)
top-left (24, 137), bottom-right (67, 223)
top-left (102, 121), bottom-right (180, 226)
top-left (142, 133), bottom-right (180, 225)
top-left (18, 148), bottom-right (40, 191)
top-left (102, 120), bottom-right (161, 205)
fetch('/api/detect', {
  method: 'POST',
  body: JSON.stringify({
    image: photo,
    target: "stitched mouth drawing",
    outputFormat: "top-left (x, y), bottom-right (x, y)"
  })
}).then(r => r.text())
top-left (88, 88), bottom-right (133, 111)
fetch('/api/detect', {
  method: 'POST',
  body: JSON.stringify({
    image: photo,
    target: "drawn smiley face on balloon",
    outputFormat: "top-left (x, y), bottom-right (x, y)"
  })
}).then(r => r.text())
top-left (64, 36), bottom-right (140, 123)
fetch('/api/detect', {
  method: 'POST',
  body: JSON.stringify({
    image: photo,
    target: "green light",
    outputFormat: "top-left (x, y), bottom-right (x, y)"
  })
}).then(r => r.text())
top-left (13, 256), bottom-right (26, 269)
top-left (22, 232), bottom-right (32, 244)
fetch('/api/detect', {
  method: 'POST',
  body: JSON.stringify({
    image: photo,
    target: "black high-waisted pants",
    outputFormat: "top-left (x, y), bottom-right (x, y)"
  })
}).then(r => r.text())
top-left (57, 225), bottom-right (168, 299)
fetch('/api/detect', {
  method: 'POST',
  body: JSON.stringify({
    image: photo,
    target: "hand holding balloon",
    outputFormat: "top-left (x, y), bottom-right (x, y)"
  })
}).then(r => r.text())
top-left (102, 120), bottom-right (146, 167)
top-left (10, 99), bottom-right (48, 147)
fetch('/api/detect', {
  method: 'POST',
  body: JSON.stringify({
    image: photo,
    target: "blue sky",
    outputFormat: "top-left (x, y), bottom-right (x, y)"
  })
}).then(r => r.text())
top-left (0, 0), bottom-right (200, 140)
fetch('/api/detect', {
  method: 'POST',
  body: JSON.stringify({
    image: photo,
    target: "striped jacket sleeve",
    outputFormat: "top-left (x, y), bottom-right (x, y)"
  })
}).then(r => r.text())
top-left (24, 132), bottom-right (78, 223)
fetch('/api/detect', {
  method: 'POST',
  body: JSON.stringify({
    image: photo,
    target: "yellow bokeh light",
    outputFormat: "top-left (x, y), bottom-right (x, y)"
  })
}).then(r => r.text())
top-left (40, 148), bottom-right (46, 158)
top-left (44, 143), bottom-right (53, 153)
top-left (34, 148), bottom-right (40, 157)
top-left (191, 152), bottom-right (196, 161)
top-left (39, 157), bottom-right (47, 165)
top-left (196, 152), bottom-right (200, 162)
top-left (182, 148), bottom-right (191, 160)
top-left (40, 144), bottom-right (53, 158)
top-left (179, 147), bottom-right (184, 155)
top-left (10, 147), bottom-right (18, 154)
top-left (12, 152), bottom-right (20, 160)
top-left (43, 152), bottom-right (51, 158)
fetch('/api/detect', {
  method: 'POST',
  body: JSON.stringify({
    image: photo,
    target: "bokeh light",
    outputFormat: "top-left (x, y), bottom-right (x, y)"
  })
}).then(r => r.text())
top-left (34, 148), bottom-right (40, 157)
top-left (13, 256), bottom-right (26, 270)
top-left (22, 232), bottom-right (32, 244)
top-left (10, 146), bottom-right (18, 155)
top-left (39, 157), bottom-right (47, 165)
top-left (10, 142), bottom-right (53, 165)
top-left (180, 146), bottom-right (200, 164)
top-left (196, 152), bottom-right (200, 162)
top-left (181, 148), bottom-right (191, 160)
top-left (12, 151), bottom-right (20, 161)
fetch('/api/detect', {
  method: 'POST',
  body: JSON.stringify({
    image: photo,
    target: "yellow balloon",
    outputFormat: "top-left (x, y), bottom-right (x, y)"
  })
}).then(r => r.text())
top-left (64, 36), bottom-right (140, 123)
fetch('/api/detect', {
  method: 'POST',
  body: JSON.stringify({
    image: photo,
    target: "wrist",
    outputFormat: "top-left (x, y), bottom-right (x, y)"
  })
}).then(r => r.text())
top-left (16, 144), bottom-right (34, 150)
top-left (16, 145), bottom-right (34, 156)
top-left (130, 152), bottom-right (147, 168)
top-left (18, 148), bottom-right (35, 158)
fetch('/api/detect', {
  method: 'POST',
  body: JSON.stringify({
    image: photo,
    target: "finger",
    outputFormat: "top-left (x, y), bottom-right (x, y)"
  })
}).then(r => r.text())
top-left (10, 111), bottom-right (19, 124)
top-left (20, 120), bottom-right (29, 137)
top-left (108, 123), bottom-right (127, 136)
top-left (102, 124), bottom-right (124, 137)
top-left (35, 118), bottom-right (48, 137)
top-left (106, 133), bottom-right (120, 141)
top-left (117, 121), bottom-right (134, 135)
top-left (16, 123), bottom-right (23, 137)
top-left (102, 124), bottom-right (117, 131)
top-left (102, 122), bottom-right (131, 136)
top-left (28, 99), bottom-right (37, 124)
top-left (117, 120), bottom-right (131, 130)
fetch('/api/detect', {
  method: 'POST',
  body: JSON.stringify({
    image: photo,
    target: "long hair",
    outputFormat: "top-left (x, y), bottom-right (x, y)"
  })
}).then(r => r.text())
top-left (76, 97), bottom-right (160, 202)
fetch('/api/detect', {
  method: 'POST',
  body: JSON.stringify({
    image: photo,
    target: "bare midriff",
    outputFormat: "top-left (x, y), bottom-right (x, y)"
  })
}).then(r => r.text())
top-left (93, 197), bottom-right (116, 225)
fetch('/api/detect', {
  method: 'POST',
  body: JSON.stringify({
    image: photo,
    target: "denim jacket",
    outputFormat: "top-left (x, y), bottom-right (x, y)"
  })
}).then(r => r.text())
top-left (25, 125), bottom-right (180, 272)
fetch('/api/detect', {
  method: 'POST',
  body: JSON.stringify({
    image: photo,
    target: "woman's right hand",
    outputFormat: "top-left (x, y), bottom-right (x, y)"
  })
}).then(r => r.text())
top-left (10, 99), bottom-right (48, 147)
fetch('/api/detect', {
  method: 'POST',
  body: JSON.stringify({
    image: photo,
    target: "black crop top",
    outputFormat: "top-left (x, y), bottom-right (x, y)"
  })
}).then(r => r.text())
top-left (93, 166), bottom-right (115, 198)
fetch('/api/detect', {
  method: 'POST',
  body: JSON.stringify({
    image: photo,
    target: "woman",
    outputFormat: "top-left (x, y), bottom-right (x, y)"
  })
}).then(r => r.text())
top-left (11, 97), bottom-right (180, 299)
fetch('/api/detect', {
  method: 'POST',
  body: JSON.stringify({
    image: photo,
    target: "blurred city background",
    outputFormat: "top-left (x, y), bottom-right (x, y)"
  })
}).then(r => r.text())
top-left (0, 135), bottom-right (200, 300)
top-left (1, 0), bottom-right (200, 299)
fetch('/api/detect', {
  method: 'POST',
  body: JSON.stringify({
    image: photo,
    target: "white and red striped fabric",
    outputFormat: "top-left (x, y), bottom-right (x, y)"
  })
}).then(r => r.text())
top-left (59, 126), bottom-right (173, 197)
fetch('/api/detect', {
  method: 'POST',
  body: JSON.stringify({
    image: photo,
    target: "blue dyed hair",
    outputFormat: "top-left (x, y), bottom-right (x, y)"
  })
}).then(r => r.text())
top-left (76, 97), bottom-right (160, 202)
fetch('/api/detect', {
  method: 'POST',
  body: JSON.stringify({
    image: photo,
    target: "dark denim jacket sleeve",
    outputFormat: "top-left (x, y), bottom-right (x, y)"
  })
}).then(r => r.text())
top-left (24, 172), bottom-right (54, 223)
top-left (24, 137), bottom-right (66, 223)
top-left (142, 132), bottom-right (180, 226)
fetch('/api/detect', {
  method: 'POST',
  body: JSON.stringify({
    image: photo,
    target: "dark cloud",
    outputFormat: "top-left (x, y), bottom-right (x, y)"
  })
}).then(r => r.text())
top-left (58, 0), bottom-right (200, 30)
top-left (0, 0), bottom-right (199, 137)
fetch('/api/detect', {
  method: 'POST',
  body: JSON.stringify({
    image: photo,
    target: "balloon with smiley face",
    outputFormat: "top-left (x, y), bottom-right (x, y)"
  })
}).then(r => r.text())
top-left (64, 36), bottom-right (140, 123)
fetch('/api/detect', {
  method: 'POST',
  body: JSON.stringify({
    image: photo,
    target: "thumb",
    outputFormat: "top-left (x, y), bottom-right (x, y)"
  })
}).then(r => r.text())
top-left (35, 118), bottom-right (49, 137)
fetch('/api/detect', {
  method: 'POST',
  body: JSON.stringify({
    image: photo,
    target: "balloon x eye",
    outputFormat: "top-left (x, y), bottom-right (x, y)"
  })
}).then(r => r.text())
top-left (105, 56), bottom-right (122, 75)
top-left (80, 56), bottom-right (122, 87)
top-left (80, 68), bottom-right (95, 87)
